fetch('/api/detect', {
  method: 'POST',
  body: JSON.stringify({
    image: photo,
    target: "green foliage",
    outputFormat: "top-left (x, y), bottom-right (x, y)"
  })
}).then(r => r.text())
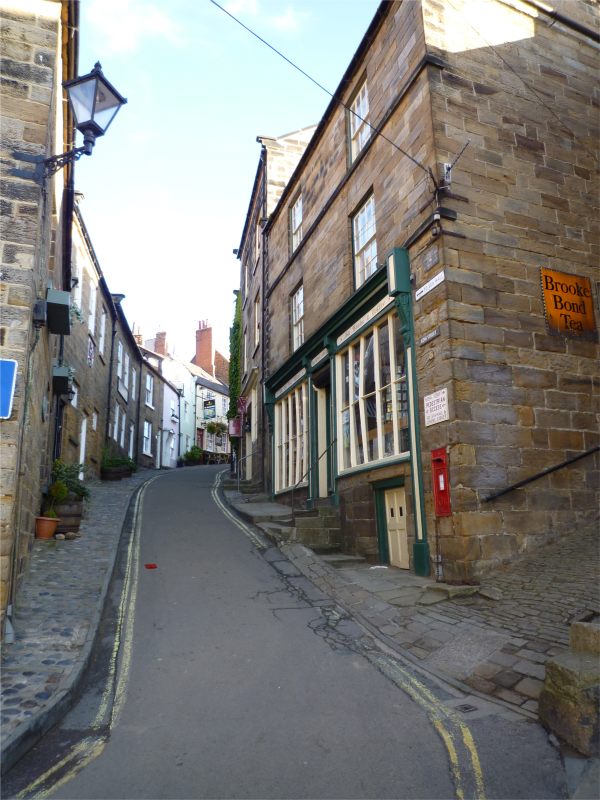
top-left (43, 480), bottom-right (68, 514)
top-left (206, 421), bottom-right (227, 435)
top-left (183, 445), bottom-right (203, 463)
top-left (51, 459), bottom-right (90, 500)
top-left (227, 292), bottom-right (241, 420)
top-left (43, 509), bottom-right (58, 519)
top-left (101, 447), bottom-right (137, 471)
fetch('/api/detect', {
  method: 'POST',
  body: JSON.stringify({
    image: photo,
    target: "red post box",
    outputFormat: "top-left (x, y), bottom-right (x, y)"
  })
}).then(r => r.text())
top-left (431, 447), bottom-right (452, 517)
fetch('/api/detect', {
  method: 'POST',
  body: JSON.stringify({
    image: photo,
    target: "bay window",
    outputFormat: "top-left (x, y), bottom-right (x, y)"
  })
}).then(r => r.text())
top-left (274, 382), bottom-right (309, 493)
top-left (337, 312), bottom-right (408, 472)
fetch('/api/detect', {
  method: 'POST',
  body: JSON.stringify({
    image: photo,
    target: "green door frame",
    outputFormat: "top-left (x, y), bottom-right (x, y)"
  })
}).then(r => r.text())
top-left (373, 476), bottom-right (406, 565)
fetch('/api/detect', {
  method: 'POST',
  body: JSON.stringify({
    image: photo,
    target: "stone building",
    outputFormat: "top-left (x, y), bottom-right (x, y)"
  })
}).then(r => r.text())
top-left (55, 201), bottom-right (112, 474)
top-left (236, 127), bottom-right (317, 483)
top-left (0, 0), bottom-right (78, 632)
top-left (245, 0), bottom-right (599, 580)
top-left (190, 364), bottom-right (230, 460)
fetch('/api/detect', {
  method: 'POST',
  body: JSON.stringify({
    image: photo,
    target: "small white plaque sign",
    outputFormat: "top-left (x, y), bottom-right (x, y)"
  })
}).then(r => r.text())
top-left (424, 388), bottom-right (449, 427)
top-left (415, 270), bottom-right (445, 301)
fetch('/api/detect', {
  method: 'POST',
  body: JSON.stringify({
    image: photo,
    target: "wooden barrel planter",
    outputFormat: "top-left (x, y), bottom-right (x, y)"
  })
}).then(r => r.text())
top-left (55, 497), bottom-right (84, 534)
top-left (101, 465), bottom-right (129, 481)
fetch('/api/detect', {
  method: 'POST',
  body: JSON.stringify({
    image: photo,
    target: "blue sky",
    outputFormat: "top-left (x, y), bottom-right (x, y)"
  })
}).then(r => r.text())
top-left (75, 0), bottom-right (380, 360)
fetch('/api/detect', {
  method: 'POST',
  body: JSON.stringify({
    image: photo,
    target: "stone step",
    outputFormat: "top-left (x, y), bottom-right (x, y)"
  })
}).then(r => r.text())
top-left (257, 521), bottom-right (295, 544)
top-left (320, 553), bottom-right (366, 568)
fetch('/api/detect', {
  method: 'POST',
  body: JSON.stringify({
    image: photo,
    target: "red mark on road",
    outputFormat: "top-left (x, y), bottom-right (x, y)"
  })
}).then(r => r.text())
top-left (144, 563), bottom-right (158, 570)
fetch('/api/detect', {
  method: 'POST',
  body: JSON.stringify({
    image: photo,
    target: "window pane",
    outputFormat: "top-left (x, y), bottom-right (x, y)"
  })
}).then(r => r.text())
top-left (342, 351), bottom-right (350, 407)
top-left (363, 333), bottom-right (375, 395)
top-left (353, 402), bottom-right (364, 464)
top-left (366, 393), bottom-right (378, 461)
top-left (378, 321), bottom-right (391, 387)
top-left (341, 408), bottom-right (351, 469)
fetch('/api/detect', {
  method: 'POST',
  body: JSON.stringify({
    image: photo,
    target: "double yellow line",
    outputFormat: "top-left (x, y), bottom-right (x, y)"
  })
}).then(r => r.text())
top-left (366, 651), bottom-right (485, 799)
top-left (213, 470), bottom-right (485, 800)
top-left (16, 477), bottom-right (157, 799)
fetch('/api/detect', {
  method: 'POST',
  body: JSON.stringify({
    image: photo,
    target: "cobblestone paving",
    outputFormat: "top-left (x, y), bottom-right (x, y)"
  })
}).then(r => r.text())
top-left (281, 525), bottom-right (599, 717)
top-left (1, 470), bottom-right (153, 751)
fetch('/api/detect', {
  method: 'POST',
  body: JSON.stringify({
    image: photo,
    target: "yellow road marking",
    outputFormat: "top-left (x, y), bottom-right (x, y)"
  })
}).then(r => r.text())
top-left (16, 477), bottom-right (159, 799)
top-left (213, 470), bottom-right (486, 800)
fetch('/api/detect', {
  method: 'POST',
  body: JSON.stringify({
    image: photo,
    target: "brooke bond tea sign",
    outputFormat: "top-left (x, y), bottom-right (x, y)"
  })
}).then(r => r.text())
top-left (541, 268), bottom-right (596, 338)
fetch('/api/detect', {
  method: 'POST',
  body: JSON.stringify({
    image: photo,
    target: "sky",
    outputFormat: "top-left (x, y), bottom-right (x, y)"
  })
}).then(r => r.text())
top-left (75, 0), bottom-right (380, 361)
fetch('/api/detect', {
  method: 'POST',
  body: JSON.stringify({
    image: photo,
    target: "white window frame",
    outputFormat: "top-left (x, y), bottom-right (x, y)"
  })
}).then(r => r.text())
top-left (336, 311), bottom-right (409, 474)
top-left (87, 284), bottom-right (97, 335)
top-left (353, 194), bottom-right (377, 288)
top-left (71, 383), bottom-right (78, 408)
top-left (254, 294), bottom-right (260, 349)
top-left (119, 408), bottom-right (126, 448)
top-left (274, 382), bottom-right (309, 493)
top-left (92, 410), bottom-right (98, 431)
top-left (128, 422), bottom-right (135, 458)
top-left (349, 79), bottom-right (370, 162)
top-left (117, 340), bottom-right (123, 380)
top-left (143, 420), bottom-right (152, 455)
top-left (291, 194), bottom-right (303, 253)
top-left (131, 368), bottom-right (137, 401)
top-left (292, 285), bottom-right (304, 351)
top-left (254, 220), bottom-right (261, 271)
top-left (98, 308), bottom-right (107, 356)
top-left (124, 353), bottom-right (130, 389)
top-left (145, 374), bottom-right (154, 407)
top-left (113, 403), bottom-right (120, 441)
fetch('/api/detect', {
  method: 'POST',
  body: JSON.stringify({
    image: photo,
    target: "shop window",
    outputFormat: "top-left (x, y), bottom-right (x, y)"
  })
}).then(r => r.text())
top-left (337, 312), bottom-right (408, 473)
top-left (274, 382), bottom-right (309, 493)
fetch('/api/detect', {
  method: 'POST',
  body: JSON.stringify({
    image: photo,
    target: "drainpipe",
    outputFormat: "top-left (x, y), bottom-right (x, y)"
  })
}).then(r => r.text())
top-left (388, 247), bottom-right (430, 576)
top-left (259, 144), bottom-right (268, 494)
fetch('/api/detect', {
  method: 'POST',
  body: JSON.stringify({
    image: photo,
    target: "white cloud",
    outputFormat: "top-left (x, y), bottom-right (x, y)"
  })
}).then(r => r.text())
top-left (270, 7), bottom-right (302, 31)
top-left (223, 0), bottom-right (304, 32)
top-left (85, 0), bottom-right (183, 54)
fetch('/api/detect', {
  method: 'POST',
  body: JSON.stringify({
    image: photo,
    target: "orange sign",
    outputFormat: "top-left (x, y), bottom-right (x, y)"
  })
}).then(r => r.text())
top-left (540, 268), bottom-right (596, 337)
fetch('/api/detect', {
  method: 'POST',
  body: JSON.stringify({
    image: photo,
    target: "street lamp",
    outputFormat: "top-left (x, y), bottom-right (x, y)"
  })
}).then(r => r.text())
top-left (43, 62), bottom-right (127, 177)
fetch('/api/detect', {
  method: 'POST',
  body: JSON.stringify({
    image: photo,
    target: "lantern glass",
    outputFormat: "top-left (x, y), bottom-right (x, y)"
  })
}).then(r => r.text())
top-left (65, 64), bottom-right (126, 138)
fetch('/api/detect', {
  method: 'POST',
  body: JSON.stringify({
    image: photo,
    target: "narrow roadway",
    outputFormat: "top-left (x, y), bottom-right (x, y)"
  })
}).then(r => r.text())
top-left (5, 467), bottom-right (565, 799)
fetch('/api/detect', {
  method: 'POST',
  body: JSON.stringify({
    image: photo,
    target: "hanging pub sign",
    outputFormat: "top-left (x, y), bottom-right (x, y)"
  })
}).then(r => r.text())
top-left (229, 417), bottom-right (241, 437)
top-left (540, 268), bottom-right (596, 339)
top-left (203, 398), bottom-right (216, 419)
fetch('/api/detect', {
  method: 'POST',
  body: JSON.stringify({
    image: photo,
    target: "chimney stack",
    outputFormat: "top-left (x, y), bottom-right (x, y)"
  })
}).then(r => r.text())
top-left (194, 320), bottom-right (214, 375)
top-left (154, 331), bottom-right (167, 356)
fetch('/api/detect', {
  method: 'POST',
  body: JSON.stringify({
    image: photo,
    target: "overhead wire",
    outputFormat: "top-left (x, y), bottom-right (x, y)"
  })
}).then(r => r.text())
top-left (209, 0), bottom-right (437, 187)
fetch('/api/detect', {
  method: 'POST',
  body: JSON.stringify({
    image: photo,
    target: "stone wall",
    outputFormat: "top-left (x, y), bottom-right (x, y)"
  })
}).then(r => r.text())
top-left (0, 1), bottom-right (66, 626)
top-left (419, 0), bottom-right (600, 578)
top-left (262, 0), bottom-right (598, 578)
top-left (59, 211), bottom-right (111, 475)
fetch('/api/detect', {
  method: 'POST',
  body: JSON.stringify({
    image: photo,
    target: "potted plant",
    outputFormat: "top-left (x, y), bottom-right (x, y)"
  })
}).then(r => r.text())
top-left (101, 447), bottom-right (137, 480)
top-left (35, 480), bottom-right (68, 539)
top-left (51, 460), bottom-right (89, 534)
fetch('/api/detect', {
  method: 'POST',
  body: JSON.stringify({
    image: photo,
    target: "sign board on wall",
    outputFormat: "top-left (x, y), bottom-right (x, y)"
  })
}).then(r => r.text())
top-left (0, 359), bottom-right (17, 419)
top-left (424, 388), bottom-right (449, 427)
top-left (541, 268), bottom-right (596, 338)
top-left (204, 398), bottom-right (216, 419)
top-left (229, 417), bottom-right (241, 437)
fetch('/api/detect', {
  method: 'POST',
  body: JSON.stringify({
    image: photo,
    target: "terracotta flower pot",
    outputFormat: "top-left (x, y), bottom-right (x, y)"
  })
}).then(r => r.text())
top-left (35, 516), bottom-right (59, 539)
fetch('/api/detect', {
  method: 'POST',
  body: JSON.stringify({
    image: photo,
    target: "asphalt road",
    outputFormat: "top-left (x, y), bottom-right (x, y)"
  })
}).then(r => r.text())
top-left (5, 467), bottom-right (566, 799)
